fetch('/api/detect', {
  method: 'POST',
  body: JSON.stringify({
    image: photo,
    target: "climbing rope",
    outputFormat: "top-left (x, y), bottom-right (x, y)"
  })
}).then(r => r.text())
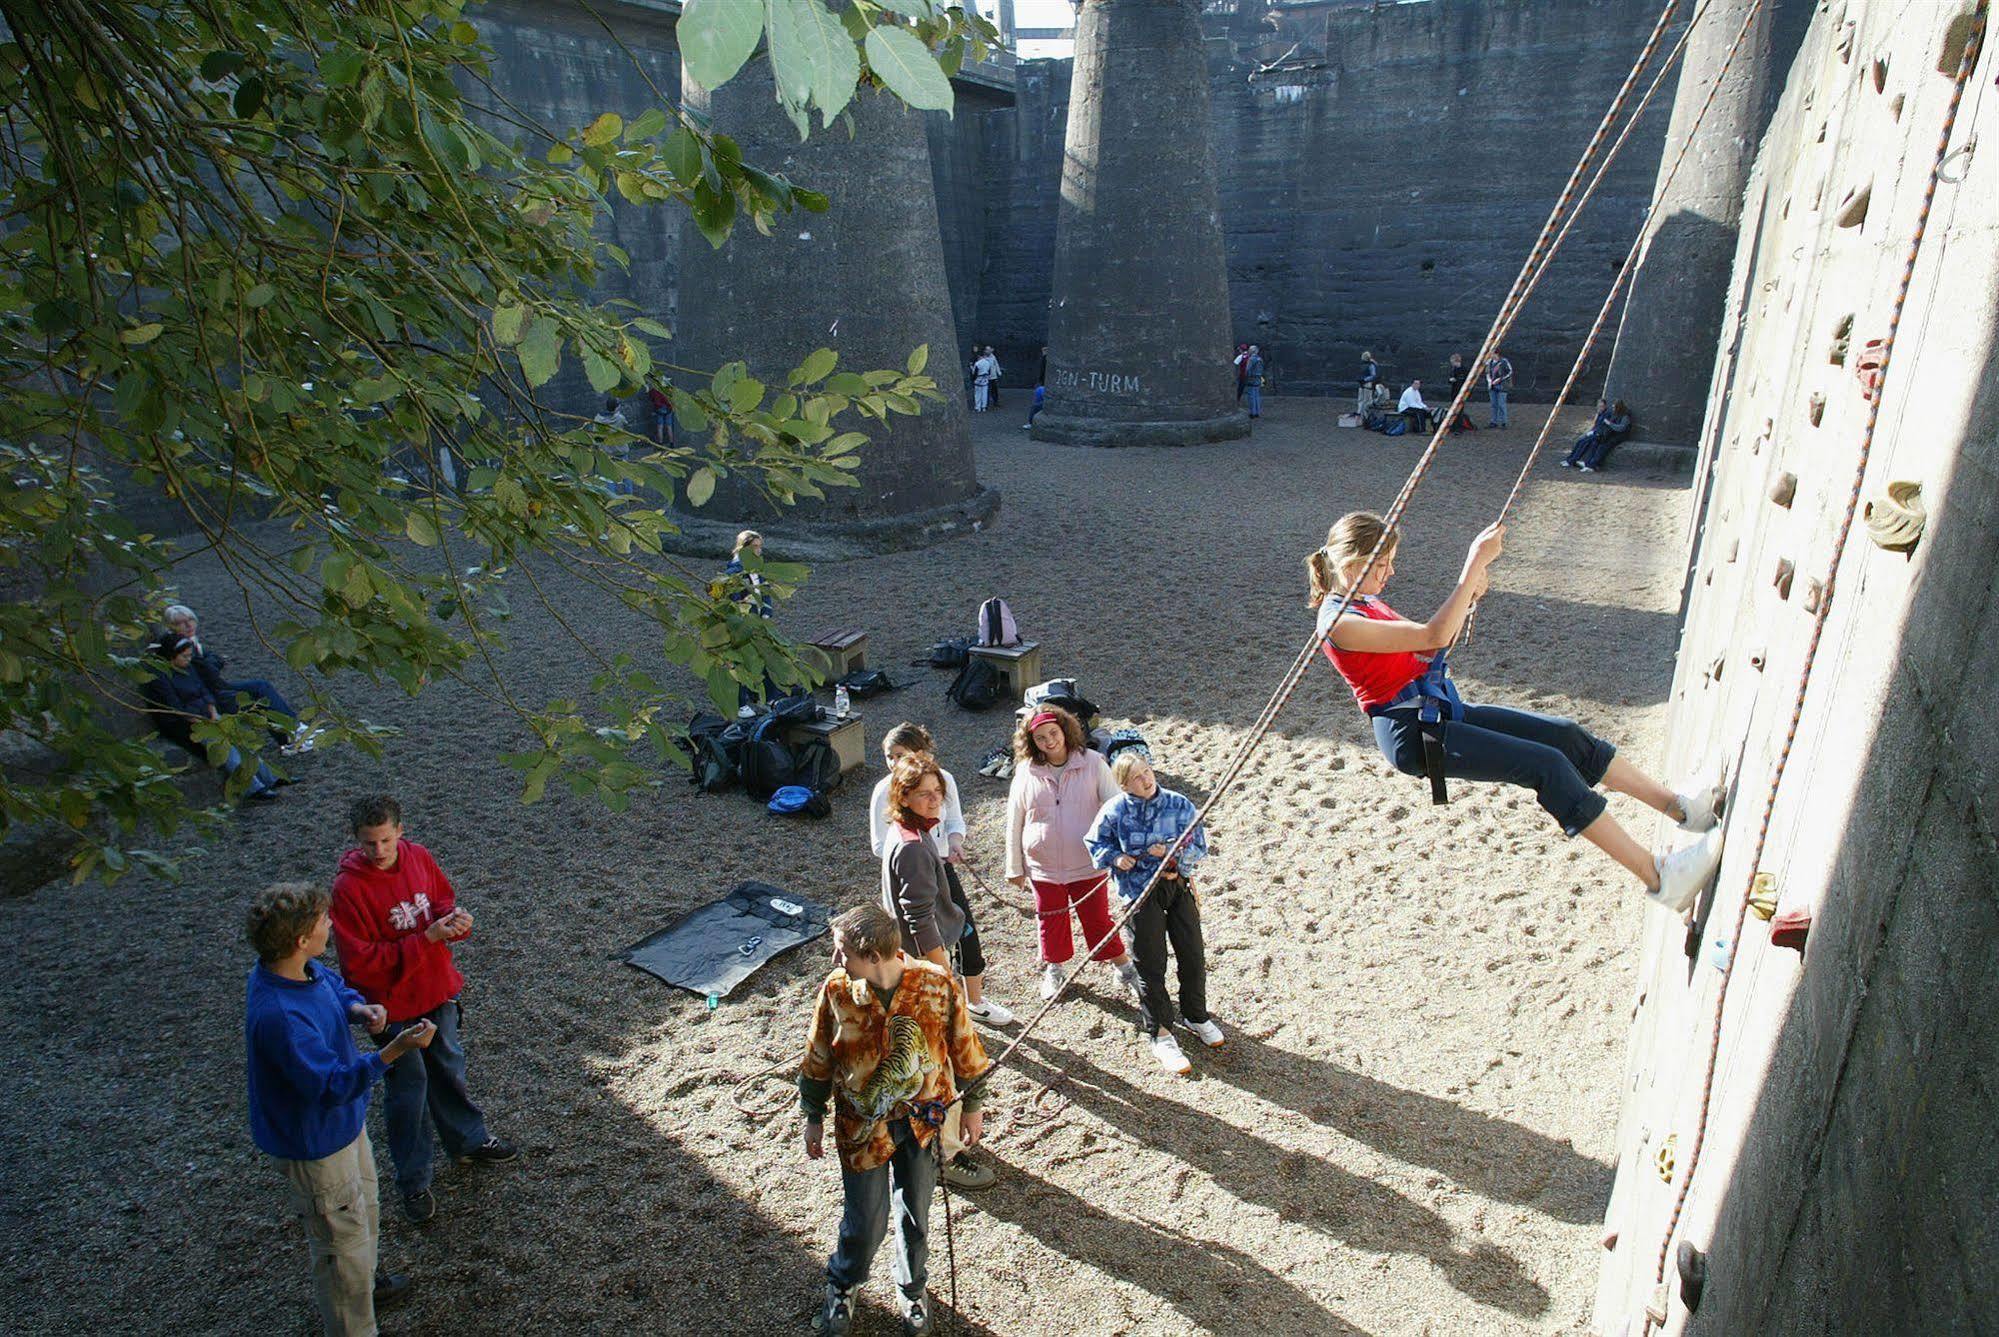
top-left (1640, 8), bottom-right (1989, 1330)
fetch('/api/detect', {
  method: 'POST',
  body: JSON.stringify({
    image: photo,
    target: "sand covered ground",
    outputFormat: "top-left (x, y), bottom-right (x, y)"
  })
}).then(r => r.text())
top-left (0, 398), bottom-right (1694, 1335)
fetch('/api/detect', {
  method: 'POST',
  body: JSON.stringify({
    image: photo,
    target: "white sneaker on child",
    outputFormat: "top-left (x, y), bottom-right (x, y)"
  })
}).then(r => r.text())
top-left (1651, 828), bottom-right (1724, 914)
top-left (1039, 963), bottom-right (1065, 1001)
top-left (967, 998), bottom-right (1016, 1027)
top-left (1179, 1017), bottom-right (1226, 1049)
top-left (1149, 1032), bottom-right (1193, 1076)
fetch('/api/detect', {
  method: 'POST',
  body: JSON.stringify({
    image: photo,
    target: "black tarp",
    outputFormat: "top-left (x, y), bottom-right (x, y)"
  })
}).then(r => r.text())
top-left (618, 881), bottom-right (831, 999)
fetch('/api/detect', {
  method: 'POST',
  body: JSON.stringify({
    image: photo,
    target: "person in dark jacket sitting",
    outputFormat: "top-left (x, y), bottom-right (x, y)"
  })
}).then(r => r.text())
top-left (1562, 399), bottom-right (1634, 472)
top-left (165, 604), bottom-right (302, 748)
top-left (140, 632), bottom-right (283, 801)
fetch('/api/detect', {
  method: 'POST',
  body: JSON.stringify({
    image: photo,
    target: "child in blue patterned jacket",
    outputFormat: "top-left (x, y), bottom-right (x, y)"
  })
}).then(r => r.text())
top-left (1085, 753), bottom-right (1222, 1075)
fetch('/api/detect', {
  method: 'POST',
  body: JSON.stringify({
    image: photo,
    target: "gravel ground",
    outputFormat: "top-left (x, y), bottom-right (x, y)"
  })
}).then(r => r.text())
top-left (0, 397), bottom-right (1692, 1336)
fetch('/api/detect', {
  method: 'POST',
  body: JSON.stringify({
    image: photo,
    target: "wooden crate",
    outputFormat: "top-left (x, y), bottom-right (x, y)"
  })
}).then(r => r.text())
top-left (967, 640), bottom-right (1043, 700)
top-left (807, 628), bottom-right (868, 679)
top-left (784, 711), bottom-right (867, 776)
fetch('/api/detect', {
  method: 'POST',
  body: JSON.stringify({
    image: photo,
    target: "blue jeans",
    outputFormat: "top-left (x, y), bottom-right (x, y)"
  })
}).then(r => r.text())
top-left (219, 746), bottom-right (280, 797)
top-left (1372, 702), bottom-right (1613, 835)
top-left (828, 1118), bottom-right (938, 1299)
top-left (220, 677), bottom-right (296, 728)
top-left (1246, 385), bottom-right (1262, 416)
top-left (1489, 387), bottom-right (1509, 426)
top-left (375, 999), bottom-right (490, 1195)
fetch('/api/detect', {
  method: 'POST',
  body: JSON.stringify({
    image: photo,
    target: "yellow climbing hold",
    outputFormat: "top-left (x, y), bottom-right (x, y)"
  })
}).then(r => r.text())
top-left (1749, 872), bottom-right (1779, 921)
top-left (1656, 1133), bottom-right (1678, 1183)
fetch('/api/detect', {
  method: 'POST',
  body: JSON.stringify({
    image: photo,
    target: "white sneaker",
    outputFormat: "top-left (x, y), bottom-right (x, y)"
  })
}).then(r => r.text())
top-left (967, 997), bottom-right (1016, 1027)
top-left (1650, 828), bottom-right (1723, 914)
top-left (1039, 963), bottom-right (1065, 1001)
top-left (736, 705), bottom-right (757, 720)
top-left (1149, 1032), bottom-right (1193, 1075)
top-left (1115, 962), bottom-right (1143, 997)
top-left (1179, 1017), bottom-right (1226, 1049)
top-left (1675, 777), bottom-right (1723, 832)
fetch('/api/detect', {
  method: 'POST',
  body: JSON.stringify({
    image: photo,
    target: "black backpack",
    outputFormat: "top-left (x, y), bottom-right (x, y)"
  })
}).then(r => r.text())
top-left (946, 657), bottom-right (1002, 711)
top-left (912, 637), bottom-right (972, 669)
top-left (792, 738), bottom-right (844, 793)
top-left (839, 668), bottom-right (896, 699)
top-left (769, 693), bottom-right (818, 726)
top-left (740, 715), bottom-right (799, 801)
top-left (682, 712), bottom-right (739, 793)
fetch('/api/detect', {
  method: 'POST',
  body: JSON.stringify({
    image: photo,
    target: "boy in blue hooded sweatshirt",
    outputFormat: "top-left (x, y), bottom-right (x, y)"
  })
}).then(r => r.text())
top-left (245, 881), bottom-right (436, 1335)
top-left (1085, 753), bottom-right (1223, 1075)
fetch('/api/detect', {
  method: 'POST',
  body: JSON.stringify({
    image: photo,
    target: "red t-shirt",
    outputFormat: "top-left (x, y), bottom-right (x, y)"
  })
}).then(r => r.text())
top-left (1317, 596), bottom-right (1431, 713)
top-left (329, 840), bottom-right (465, 1023)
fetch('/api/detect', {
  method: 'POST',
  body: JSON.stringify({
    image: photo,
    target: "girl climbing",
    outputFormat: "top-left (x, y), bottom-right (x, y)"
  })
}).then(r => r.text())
top-left (1309, 511), bottom-right (1722, 910)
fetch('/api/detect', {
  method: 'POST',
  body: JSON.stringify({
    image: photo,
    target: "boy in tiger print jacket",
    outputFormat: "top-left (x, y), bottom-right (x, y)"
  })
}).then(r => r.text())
top-left (799, 903), bottom-right (991, 1336)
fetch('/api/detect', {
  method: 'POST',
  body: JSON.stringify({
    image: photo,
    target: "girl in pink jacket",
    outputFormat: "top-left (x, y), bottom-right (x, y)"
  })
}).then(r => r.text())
top-left (1005, 706), bottom-right (1142, 1002)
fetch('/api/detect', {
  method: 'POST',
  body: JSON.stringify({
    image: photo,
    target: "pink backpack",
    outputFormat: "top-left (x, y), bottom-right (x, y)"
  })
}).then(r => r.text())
top-left (976, 598), bottom-right (1020, 647)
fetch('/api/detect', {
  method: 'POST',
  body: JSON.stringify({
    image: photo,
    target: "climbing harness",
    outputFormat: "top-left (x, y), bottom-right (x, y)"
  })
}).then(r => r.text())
top-left (1641, 8), bottom-right (1989, 1331)
top-left (1372, 648), bottom-right (1466, 806)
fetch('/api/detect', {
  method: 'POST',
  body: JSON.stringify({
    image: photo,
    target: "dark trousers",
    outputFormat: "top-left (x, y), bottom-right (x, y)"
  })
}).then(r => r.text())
top-left (942, 863), bottom-right (986, 979)
top-left (1402, 407), bottom-right (1431, 436)
top-left (374, 999), bottom-right (491, 1195)
top-left (1120, 874), bottom-right (1208, 1037)
top-left (1373, 702), bottom-right (1614, 836)
top-left (1571, 431), bottom-right (1626, 469)
top-left (828, 1118), bottom-right (937, 1299)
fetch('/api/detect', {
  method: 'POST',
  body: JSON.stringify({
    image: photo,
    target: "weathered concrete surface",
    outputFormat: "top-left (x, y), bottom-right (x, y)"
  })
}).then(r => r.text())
top-left (1592, 5), bottom-right (1999, 1332)
top-left (1033, 0), bottom-right (1247, 446)
top-left (1602, 0), bottom-right (1811, 449)
top-left (674, 54), bottom-right (995, 543)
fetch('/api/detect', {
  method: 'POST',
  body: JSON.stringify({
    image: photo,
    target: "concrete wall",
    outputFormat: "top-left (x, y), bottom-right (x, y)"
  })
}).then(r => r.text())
top-left (971, 0), bottom-right (1686, 399)
top-left (1592, 5), bottom-right (1998, 1332)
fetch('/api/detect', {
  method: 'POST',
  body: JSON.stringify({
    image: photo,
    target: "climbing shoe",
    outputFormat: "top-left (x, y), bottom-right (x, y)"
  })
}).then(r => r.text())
top-left (941, 1152), bottom-right (996, 1190)
top-left (1179, 1017), bottom-right (1226, 1049)
top-left (1149, 1032), bottom-right (1193, 1076)
top-left (1651, 828), bottom-right (1723, 914)
top-left (901, 1289), bottom-right (935, 1336)
top-left (810, 1282), bottom-right (855, 1336)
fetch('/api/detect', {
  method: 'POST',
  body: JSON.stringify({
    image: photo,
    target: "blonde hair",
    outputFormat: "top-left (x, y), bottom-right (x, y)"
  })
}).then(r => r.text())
top-left (1306, 511), bottom-right (1397, 608)
top-left (733, 529), bottom-right (762, 556)
top-left (1110, 751), bottom-right (1153, 787)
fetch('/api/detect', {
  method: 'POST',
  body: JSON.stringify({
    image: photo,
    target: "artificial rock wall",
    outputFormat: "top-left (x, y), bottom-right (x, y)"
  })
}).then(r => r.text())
top-left (1592, 4), bottom-right (1997, 1333)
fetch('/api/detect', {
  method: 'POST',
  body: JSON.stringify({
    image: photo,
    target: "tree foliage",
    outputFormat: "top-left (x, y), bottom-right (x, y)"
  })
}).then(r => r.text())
top-left (0, 0), bottom-right (996, 882)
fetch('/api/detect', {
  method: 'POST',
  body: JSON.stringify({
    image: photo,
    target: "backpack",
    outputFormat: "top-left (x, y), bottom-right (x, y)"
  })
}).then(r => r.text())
top-left (946, 657), bottom-right (1003, 711)
top-left (1381, 416), bottom-right (1409, 437)
top-left (767, 785), bottom-right (832, 818)
top-left (1024, 679), bottom-right (1098, 727)
top-left (1102, 726), bottom-right (1153, 768)
top-left (792, 738), bottom-right (844, 794)
top-left (912, 637), bottom-right (972, 669)
top-left (740, 715), bottom-right (799, 802)
top-left (768, 693), bottom-right (818, 726)
top-left (839, 668), bottom-right (896, 699)
top-left (976, 598), bottom-right (1019, 647)
top-left (681, 712), bottom-right (739, 793)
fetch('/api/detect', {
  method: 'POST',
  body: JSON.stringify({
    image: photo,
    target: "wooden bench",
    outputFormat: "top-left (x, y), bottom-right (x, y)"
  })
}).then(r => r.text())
top-left (967, 640), bottom-right (1043, 701)
top-left (783, 710), bottom-right (867, 777)
top-left (806, 628), bottom-right (868, 680)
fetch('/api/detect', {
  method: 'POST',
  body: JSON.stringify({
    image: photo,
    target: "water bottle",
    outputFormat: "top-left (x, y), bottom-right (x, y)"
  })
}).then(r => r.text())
top-left (834, 683), bottom-right (851, 718)
top-left (706, 992), bottom-right (719, 1012)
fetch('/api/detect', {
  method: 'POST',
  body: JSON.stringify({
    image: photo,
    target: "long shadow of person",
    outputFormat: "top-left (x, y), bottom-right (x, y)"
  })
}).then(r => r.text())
top-left (1004, 1041), bottom-right (1552, 1320)
top-left (970, 1159), bottom-right (1374, 1334)
top-left (1200, 1029), bottom-right (1613, 1225)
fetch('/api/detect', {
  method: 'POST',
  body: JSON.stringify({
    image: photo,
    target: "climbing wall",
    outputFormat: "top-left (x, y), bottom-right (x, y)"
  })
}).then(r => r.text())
top-left (1592, 3), bottom-right (1997, 1333)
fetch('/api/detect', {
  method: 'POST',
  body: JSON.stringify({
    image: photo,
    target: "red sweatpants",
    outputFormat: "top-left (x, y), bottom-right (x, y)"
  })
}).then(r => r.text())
top-left (1033, 876), bottom-right (1123, 964)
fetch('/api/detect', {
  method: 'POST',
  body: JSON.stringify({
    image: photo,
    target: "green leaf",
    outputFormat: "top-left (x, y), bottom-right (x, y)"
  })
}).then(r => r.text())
top-left (728, 377), bottom-right (764, 413)
top-left (686, 467), bottom-right (716, 507)
top-left (405, 511), bottom-right (439, 547)
top-left (793, 347), bottom-right (838, 385)
top-left (583, 112), bottom-right (623, 147)
top-left (626, 106), bottom-right (668, 140)
top-left (662, 129), bottom-right (702, 184)
top-left (632, 317), bottom-right (672, 339)
top-left (200, 50), bottom-right (247, 81)
top-left (770, 0), bottom-right (860, 126)
top-left (233, 75), bottom-right (266, 119)
top-left (794, 187), bottom-right (830, 212)
top-left (244, 283), bottom-right (276, 308)
top-left (864, 25), bottom-right (954, 114)
top-left (691, 182), bottom-right (736, 248)
top-left (876, 0), bottom-right (936, 15)
top-left (352, 377), bottom-right (399, 405)
top-left (678, 0), bottom-right (764, 91)
top-left (906, 343), bottom-right (928, 375)
top-left (493, 302), bottom-right (527, 346)
top-left (582, 348), bottom-right (621, 394)
top-left (546, 142), bottom-right (574, 165)
top-left (519, 317), bottom-right (562, 387)
top-left (119, 323), bottom-right (164, 346)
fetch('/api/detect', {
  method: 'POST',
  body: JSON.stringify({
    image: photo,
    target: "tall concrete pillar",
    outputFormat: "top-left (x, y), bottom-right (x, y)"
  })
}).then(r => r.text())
top-left (675, 64), bottom-right (997, 550)
top-left (1603, 0), bottom-right (1809, 449)
top-left (1032, 0), bottom-right (1247, 447)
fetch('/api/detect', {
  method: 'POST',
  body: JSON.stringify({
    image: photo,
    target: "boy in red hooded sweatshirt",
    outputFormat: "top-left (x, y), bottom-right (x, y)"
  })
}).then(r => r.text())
top-left (330, 795), bottom-right (515, 1223)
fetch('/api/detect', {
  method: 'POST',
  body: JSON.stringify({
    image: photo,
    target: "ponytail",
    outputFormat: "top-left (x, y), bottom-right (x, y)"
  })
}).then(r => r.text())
top-left (1305, 549), bottom-right (1339, 608)
top-left (1307, 511), bottom-right (1397, 608)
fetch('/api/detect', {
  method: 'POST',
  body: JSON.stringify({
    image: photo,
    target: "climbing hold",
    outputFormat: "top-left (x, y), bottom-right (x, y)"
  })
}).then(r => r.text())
top-left (1892, 93), bottom-right (1905, 122)
top-left (1872, 56), bottom-right (1888, 94)
top-left (1646, 1283), bottom-right (1671, 1326)
top-left (1865, 480), bottom-right (1926, 552)
top-left (1749, 648), bottom-right (1767, 671)
top-left (1710, 935), bottom-right (1733, 973)
top-left (1856, 337), bottom-right (1888, 400)
top-left (1835, 178), bottom-right (1872, 228)
top-left (1836, 21), bottom-right (1857, 62)
top-left (1678, 1240), bottom-right (1709, 1312)
top-left (1771, 905), bottom-right (1812, 951)
top-left (1749, 871), bottom-right (1779, 920)
top-left (1828, 314), bottom-right (1853, 364)
top-left (1602, 1226), bottom-right (1620, 1251)
top-left (1808, 391), bottom-right (1826, 427)
top-left (1939, 6), bottom-right (1981, 76)
top-left (1709, 653), bottom-right (1726, 682)
top-left (1727, 537), bottom-right (1741, 563)
top-left (1769, 472), bottom-right (1798, 508)
top-left (1802, 578), bottom-right (1826, 613)
top-left (1656, 1133), bottom-right (1678, 1183)
top-left (1773, 558), bottom-right (1796, 599)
